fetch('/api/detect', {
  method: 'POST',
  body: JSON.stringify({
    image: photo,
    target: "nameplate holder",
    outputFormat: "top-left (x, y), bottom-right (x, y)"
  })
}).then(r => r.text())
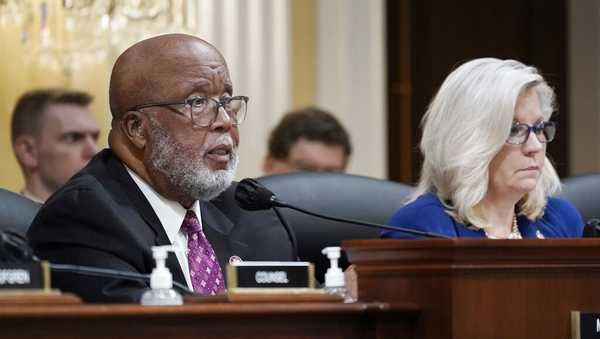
top-left (571, 311), bottom-right (600, 339)
top-left (0, 261), bottom-right (50, 292)
top-left (226, 261), bottom-right (315, 292)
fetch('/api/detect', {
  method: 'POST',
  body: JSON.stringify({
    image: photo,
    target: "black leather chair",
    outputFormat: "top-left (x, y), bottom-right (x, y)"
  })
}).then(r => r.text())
top-left (0, 188), bottom-right (41, 235)
top-left (257, 172), bottom-right (413, 283)
top-left (560, 173), bottom-right (600, 223)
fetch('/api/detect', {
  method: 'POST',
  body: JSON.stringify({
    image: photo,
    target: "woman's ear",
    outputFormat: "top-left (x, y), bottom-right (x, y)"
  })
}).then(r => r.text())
top-left (120, 111), bottom-right (148, 150)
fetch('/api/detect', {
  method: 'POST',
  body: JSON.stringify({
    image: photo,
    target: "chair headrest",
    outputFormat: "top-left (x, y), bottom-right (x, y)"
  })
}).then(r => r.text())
top-left (0, 188), bottom-right (42, 236)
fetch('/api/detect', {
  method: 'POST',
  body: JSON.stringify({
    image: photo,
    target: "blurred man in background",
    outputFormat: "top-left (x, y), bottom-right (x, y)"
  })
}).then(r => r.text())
top-left (263, 107), bottom-right (352, 174)
top-left (11, 89), bottom-right (100, 202)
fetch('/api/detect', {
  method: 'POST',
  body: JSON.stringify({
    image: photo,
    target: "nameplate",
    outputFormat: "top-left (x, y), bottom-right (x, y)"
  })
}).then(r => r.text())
top-left (0, 261), bottom-right (50, 291)
top-left (226, 261), bottom-right (315, 292)
top-left (572, 311), bottom-right (600, 339)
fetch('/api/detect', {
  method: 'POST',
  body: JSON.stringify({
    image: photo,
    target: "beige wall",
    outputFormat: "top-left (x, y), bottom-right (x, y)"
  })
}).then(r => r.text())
top-left (0, 1), bottom-right (312, 193)
top-left (0, 2), bottom-right (112, 192)
top-left (0, 0), bottom-right (300, 191)
top-left (316, 0), bottom-right (386, 178)
top-left (291, 0), bottom-right (316, 108)
top-left (3, 1), bottom-right (596, 195)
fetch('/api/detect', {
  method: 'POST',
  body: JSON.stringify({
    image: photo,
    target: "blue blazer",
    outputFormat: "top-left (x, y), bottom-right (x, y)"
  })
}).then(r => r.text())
top-left (382, 193), bottom-right (584, 239)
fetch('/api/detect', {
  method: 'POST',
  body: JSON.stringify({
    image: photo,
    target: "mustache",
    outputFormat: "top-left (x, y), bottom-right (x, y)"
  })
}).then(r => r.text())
top-left (210, 133), bottom-right (238, 152)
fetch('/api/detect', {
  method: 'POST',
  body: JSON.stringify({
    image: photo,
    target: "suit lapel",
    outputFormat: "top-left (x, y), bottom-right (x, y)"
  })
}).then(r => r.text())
top-left (455, 222), bottom-right (486, 238)
top-left (106, 153), bottom-right (166, 240)
top-left (104, 150), bottom-right (186, 285)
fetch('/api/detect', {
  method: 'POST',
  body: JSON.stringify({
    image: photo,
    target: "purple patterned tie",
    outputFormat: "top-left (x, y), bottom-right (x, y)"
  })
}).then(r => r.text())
top-left (181, 210), bottom-right (226, 295)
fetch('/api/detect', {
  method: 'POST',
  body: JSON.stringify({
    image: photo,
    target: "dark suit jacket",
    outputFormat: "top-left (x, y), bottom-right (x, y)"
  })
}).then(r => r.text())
top-left (27, 149), bottom-right (295, 303)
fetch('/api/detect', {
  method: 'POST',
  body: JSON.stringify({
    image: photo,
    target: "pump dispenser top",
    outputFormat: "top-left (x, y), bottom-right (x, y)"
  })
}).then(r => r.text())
top-left (149, 245), bottom-right (176, 289)
top-left (140, 245), bottom-right (183, 306)
top-left (321, 246), bottom-right (345, 288)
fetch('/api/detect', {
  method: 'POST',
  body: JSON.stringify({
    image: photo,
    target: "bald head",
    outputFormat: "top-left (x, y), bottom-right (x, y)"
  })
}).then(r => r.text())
top-left (107, 34), bottom-right (240, 206)
top-left (109, 34), bottom-right (231, 120)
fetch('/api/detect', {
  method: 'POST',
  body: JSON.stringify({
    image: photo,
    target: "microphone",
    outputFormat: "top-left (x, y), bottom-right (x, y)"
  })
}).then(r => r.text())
top-left (583, 219), bottom-right (600, 237)
top-left (235, 177), bottom-right (282, 210)
top-left (234, 178), bottom-right (450, 239)
top-left (0, 230), bottom-right (34, 262)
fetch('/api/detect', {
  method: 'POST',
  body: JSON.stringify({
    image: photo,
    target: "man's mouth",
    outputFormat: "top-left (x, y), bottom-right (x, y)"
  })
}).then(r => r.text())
top-left (206, 144), bottom-right (233, 162)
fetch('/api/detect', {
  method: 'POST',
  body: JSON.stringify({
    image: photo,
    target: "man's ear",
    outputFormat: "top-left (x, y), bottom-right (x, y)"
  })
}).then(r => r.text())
top-left (263, 154), bottom-right (275, 175)
top-left (13, 135), bottom-right (39, 170)
top-left (120, 111), bottom-right (148, 149)
top-left (263, 155), bottom-right (289, 175)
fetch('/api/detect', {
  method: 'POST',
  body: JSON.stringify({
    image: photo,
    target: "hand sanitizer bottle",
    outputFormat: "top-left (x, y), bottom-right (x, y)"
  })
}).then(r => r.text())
top-left (321, 246), bottom-right (354, 303)
top-left (141, 245), bottom-right (183, 306)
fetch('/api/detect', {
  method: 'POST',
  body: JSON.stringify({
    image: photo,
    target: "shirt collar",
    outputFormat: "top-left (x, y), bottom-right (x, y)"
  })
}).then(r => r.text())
top-left (20, 189), bottom-right (44, 204)
top-left (124, 165), bottom-right (202, 243)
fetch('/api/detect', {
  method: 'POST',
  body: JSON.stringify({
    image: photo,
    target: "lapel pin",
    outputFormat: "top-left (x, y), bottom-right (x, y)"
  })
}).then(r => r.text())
top-left (229, 256), bottom-right (243, 265)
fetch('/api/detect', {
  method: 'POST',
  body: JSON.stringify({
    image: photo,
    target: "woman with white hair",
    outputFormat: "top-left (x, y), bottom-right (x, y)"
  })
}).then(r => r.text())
top-left (383, 58), bottom-right (583, 239)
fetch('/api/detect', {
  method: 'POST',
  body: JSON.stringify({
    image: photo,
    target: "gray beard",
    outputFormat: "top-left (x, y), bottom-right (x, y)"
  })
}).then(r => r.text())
top-left (149, 125), bottom-right (238, 202)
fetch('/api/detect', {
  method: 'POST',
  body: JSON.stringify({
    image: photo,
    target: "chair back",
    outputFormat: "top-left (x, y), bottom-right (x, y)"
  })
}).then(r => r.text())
top-left (257, 172), bottom-right (413, 282)
top-left (560, 173), bottom-right (600, 223)
top-left (0, 188), bottom-right (41, 236)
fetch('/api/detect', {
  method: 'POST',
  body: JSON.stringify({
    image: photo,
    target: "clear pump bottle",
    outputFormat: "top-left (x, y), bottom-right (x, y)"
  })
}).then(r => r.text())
top-left (321, 246), bottom-right (354, 303)
top-left (140, 245), bottom-right (184, 306)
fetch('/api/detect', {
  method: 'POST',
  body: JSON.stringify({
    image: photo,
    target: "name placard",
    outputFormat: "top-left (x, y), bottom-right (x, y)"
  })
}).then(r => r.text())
top-left (226, 261), bottom-right (315, 292)
top-left (572, 311), bottom-right (600, 339)
top-left (0, 261), bottom-right (50, 291)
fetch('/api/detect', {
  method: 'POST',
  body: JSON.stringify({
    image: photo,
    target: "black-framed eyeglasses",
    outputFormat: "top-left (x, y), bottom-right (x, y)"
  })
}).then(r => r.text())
top-left (506, 121), bottom-right (557, 145)
top-left (131, 96), bottom-right (249, 128)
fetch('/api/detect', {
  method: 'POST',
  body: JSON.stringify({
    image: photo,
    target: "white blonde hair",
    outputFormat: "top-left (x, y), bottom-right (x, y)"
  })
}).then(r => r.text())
top-left (412, 58), bottom-right (561, 227)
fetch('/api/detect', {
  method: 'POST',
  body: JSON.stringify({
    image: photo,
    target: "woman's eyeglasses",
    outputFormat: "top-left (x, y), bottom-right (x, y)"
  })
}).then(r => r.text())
top-left (506, 121), bottom-right (556, 145)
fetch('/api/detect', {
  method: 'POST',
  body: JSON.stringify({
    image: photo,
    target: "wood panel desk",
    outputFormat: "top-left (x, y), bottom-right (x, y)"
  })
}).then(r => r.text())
top-left (0, 295), bottom-right (420, 339)
top-left (344, 238), bottom-right (600, 339)
top-left (7, 238), bottom-right (600, 339)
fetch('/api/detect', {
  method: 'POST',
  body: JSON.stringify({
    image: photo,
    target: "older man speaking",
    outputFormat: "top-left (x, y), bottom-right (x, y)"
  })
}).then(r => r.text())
top-left (28, 34), bottom-right (295, 302)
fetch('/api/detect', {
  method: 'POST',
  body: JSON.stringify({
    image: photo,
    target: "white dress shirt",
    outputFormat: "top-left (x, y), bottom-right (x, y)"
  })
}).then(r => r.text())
top-left (20, 189), bottom-right (44, 204)
top-left (125, 166), bottom-right (199, 290)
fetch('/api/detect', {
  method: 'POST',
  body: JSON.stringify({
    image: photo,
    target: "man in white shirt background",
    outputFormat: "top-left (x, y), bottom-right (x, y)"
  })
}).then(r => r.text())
top-left (11, 89), bottom-right (100, 203)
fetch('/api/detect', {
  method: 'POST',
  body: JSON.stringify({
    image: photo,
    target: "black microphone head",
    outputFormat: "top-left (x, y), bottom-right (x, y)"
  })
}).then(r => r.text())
top-left (584, 218), bottom-right (600, 237)
top-left (0, 230), bottom-right (35, 262)
top-left (235, 178), bottom-right (277, 211)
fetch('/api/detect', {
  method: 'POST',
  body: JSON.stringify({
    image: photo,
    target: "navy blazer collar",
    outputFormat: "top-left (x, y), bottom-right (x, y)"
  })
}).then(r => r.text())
top-left (454, 215), bottom-right (539, 238)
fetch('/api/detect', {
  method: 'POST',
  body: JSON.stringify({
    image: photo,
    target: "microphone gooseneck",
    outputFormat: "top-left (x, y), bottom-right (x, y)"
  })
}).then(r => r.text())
top-left (0, 230), bottom-right (192, 294)
top-left (49, 263), bottom-right (192, 293)
top-left (277, 199), bottom-right (448, 238)
top-left (234, 178), bottom-right (450, 239)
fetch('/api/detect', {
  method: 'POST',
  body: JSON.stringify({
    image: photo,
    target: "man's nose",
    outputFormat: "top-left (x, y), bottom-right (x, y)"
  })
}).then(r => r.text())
top-left (210, 106), bottom-right (234, 131)
top-left (82, 136), bottom-right (99, 159)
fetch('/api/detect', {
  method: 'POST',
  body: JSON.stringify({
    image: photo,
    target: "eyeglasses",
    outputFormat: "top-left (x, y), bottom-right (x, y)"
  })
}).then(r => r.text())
top-left (131, 96), bottom-right (249, 128)
top-left (506, 121), bottom-right (557, 145)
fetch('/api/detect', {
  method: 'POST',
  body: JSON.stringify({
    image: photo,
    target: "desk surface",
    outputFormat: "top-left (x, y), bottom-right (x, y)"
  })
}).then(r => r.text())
top-left (0, 294), bottom-right (420, 339)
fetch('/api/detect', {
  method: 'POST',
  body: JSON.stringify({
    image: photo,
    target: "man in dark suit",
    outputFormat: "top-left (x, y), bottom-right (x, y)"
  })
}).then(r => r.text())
top-left (27, 34), bottom-right (295, 303)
